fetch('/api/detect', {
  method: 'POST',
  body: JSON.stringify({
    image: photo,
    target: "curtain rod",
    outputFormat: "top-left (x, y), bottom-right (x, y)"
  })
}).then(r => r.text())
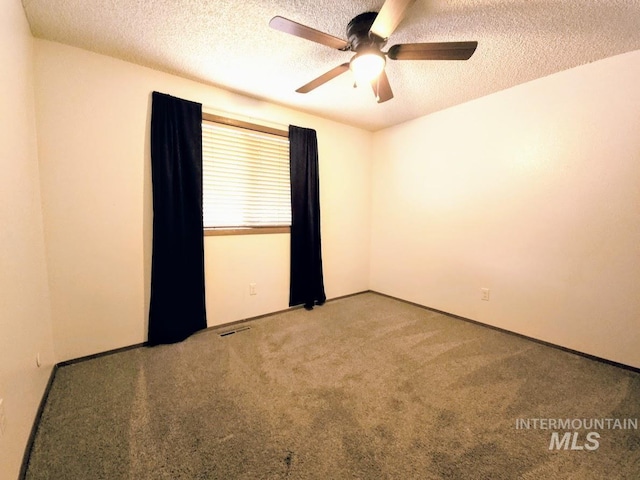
top-left (202, 109), bottom-right (289, 138)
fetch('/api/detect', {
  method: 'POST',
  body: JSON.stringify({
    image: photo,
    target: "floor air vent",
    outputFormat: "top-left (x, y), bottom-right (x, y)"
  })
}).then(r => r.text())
top-left (219, 326), bottom-right (251, 337)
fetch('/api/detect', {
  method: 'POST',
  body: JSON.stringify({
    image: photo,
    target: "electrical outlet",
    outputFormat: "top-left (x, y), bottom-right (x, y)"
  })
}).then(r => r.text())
top-left (481, 288), bottom-right (490, 301)
top-left (249, 283), bottom-right (257, 296)
top-left (0, 398), bottom-right (6, 437)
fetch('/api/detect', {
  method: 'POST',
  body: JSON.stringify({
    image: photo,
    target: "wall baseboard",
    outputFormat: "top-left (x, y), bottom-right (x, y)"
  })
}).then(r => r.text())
top-left (370, 290), bottom-right (640, 374)
top-left (56, 291), bottom-right (373, 366)
top-left (204, 289), bottom-right (371, 334)
top-left (56, 342), bottom-right (147, 368)
top-left (19, 364), bottom-right (58, 480)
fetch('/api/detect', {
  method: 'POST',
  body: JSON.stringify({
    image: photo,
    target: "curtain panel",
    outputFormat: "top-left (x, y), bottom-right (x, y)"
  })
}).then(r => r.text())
top-left (289, 125), bottom-right (326, 310)
top-left (148, 91), bottom-right (207, 345)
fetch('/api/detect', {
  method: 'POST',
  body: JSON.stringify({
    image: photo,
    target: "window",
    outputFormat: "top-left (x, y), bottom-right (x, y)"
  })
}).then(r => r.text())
top-left (202, 114), bottom-right (290, 235)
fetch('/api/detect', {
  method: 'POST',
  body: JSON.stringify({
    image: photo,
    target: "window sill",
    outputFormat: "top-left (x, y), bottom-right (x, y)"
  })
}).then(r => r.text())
top-left (204, 226), bottom-right (290, 236)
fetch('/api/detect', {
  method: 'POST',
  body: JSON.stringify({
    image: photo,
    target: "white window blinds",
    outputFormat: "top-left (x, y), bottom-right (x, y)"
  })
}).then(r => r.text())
top-left (202, 119), bottom-right (291, 229)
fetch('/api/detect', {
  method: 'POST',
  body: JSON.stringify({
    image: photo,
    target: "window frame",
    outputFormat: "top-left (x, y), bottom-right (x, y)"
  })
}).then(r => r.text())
top-left (201, 113), bottom-right (291, 236)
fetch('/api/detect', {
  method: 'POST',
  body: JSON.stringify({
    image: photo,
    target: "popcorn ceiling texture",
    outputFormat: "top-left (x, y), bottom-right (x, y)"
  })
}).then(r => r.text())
top-left (22, 0), bottom-right (640, 131)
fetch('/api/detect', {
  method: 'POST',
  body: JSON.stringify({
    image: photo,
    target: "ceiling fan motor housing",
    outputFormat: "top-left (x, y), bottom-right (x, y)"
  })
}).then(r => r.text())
top-left (268, 0), bottom-right (477, 104)
top-left (347, 12), bottom-right (386, 52)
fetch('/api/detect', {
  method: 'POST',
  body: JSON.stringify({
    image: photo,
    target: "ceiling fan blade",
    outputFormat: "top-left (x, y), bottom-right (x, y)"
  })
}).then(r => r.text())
top-left (269, 16), bottom-right (349, 50)
top-left (369, 0), bottom-right (417, 40)
top-left (388, 41), bottom-right (478, 60)
top-left (296, 63), bottom-right (350, 93)
top-left (372, 70), bottom-right (394, 103)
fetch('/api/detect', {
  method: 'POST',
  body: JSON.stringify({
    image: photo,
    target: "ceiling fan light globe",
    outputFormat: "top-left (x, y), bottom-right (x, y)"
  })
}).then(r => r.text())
top-left (350, 51), bottom-right (386, 86)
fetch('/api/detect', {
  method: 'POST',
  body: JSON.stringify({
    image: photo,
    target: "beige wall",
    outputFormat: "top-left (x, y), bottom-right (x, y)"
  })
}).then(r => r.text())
top-left (0, 1), bottom-right (56, 478)
top-left (33, 39), bottom-right (372, 362)
top-left (371, 50), bottom-right (640, 368)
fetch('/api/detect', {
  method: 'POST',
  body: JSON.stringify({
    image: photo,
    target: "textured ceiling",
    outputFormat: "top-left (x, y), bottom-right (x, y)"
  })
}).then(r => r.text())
top-left (22, 0), bottom-right (640, 131)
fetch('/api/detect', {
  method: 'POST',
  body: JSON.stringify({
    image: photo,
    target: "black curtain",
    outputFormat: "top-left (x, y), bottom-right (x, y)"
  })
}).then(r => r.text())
top-left (148, 91), bottom-right (206, 345)
top-left (289, 125), bottom-right (326, 310)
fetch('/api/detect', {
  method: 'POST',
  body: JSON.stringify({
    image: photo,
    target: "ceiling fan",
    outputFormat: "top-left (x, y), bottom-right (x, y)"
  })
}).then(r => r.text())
top-left (269, 0), bottom-right (478, 103)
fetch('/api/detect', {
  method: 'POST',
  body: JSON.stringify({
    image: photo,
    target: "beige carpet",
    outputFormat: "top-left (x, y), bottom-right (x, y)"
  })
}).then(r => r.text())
top-left (25, 292), bottom-right (640, 479)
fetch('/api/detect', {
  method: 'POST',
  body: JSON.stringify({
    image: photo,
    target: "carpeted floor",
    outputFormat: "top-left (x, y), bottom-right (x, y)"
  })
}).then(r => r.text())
top-left (25, 292), bottom-right (640, 479)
